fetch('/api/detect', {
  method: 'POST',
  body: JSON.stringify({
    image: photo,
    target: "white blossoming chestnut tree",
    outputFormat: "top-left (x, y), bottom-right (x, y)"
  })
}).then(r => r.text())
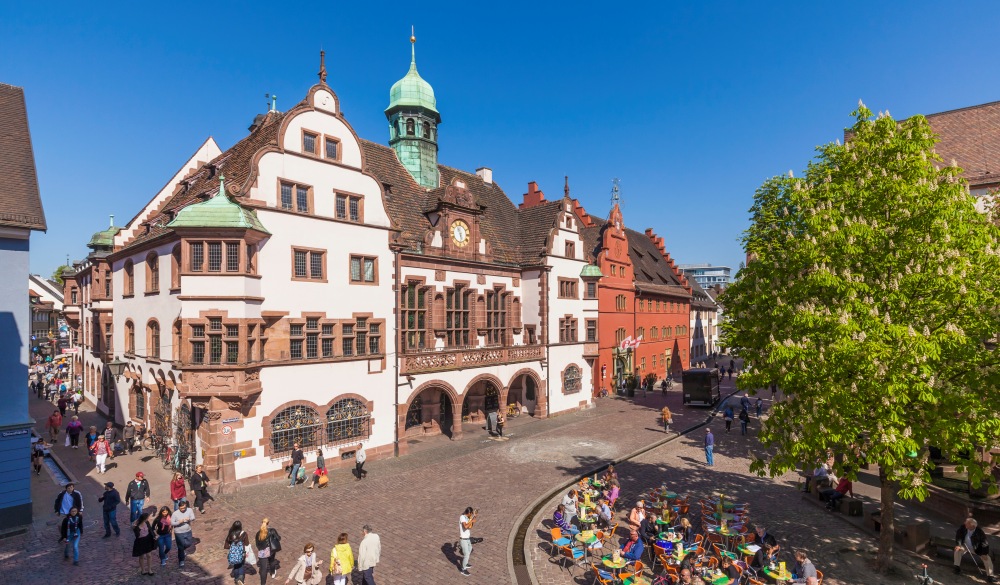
top-left (724, 103), bottom-right (1000, 573)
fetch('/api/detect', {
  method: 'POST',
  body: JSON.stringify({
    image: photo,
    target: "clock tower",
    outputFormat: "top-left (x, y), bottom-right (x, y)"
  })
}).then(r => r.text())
top-left (385, 32), bottom-right (440, 189)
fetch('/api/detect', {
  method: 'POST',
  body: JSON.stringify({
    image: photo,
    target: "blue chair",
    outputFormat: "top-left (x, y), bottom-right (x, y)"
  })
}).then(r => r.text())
top-left (550, 527), bottom-right (572, 556)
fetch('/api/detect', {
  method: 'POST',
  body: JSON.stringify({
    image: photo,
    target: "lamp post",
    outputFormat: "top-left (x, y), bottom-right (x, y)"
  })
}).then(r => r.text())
top-left (107, 356), bottom-right (127, 379)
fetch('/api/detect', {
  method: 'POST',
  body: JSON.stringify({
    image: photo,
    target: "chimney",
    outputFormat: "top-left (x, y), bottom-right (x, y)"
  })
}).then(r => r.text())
top-left (476, 167), bottom-right (493, 184)
top-left (519, 181), bottom-right (547, 209)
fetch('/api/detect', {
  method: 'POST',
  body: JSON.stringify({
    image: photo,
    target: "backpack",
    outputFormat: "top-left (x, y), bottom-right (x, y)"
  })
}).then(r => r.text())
top-left (228, 535), bottom-right (246, 565)
top-left (739, 410), bottom-right (749, 422)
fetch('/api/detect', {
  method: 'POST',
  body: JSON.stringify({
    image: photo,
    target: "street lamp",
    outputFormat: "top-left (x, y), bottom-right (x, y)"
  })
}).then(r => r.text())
top-left (107, 356), bottom-right (128, 379)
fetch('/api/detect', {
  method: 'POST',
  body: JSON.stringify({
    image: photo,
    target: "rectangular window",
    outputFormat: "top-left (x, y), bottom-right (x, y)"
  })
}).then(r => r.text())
top-left (209, 318), bottom-right (222, 331)
top-left (356, 318), bottom-right (367, 356)
top-left (246, 245), bottom-right (256, 274)
top-left (446, 286), bottom-right (471, 347)
top-left (104, 270), bottom-right (111, 297)
top-left (350, 256), bottom-right (376, 283)
top-left (641, 357), bottom-right (646, 370)
top-left (325, 137), bottom-right (339, 160)
top-left (290, 339), bottom-right (303, 360)
top-left (525, 325), bottom-right (537, 345)
top-left (294, 251), bottom-right (307, 278)
top-left (191, 341), bottom-right (205, 364)
top-left (586, 281), bottom-right (597, 299)
top-left (342, 324), bottom-right (354, 356)
top-left (349, 197), bottom-right (359, 222)
top-left (565, 241), bottom-right (575, 258)
top-left (336, 195), bottom-right (347, 219)
top-left (226, 341), bottom-right (239, 364)
top-left (226, 325), bottom-right (239, 337)
top-left (322, 338), bottom-right (333, 357)
top-left (208, 242), bottom-right (222, 272)
top-left (226, 243), bottom-right (240, 272)
top-left (586, 319), bottom-right (597, 342)
top-left (306, 318), bottom-right (318, 330)
top-left (310, 253), bottom-right (323, 279)
top-left (292, 249), bottom-right (325, 280)
top-left (71, 289), bottom-right (78, 304)
top-left (296, 186), bottom-right (309, 213)
top-left (306, 333), bottom-right (318, 358)
top-left (335, 194), bottom-right (362, 222)
top-left (401, 283), bottom-right (427, 351)
top-left (191, 243), bottom-right (204, 271)
top-left (486, 290), bottom-right (507, 346)
top-left (280, 183), bottom-right (293, 210)
top-left (558, 278), bottom-right (578, 299)
top-left (209, 335), bottom-right (222, 364)
top-left (368, 323), bottom-right (381, 355)
top-left (303, 131), bottom-right (317, 154)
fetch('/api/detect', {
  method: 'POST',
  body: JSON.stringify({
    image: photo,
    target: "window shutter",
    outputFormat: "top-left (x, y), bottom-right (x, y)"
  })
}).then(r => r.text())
top-left (432, 292), bottom-right (445, 334)
top-left (511, 297), bottom-right (522, 331)
top-left (475, 294), bottom-right (487, 333)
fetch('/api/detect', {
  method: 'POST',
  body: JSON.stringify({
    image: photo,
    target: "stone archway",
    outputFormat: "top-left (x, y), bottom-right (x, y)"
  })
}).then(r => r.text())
top-left (461, 375), bottom-right (504, 432)
top-left (507, 368), bottom-right (545, 418)
top-left (403, 382), bottom-right (461, 439)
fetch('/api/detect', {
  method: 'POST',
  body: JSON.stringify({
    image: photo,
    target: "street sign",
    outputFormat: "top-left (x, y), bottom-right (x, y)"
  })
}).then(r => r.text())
top-left (61, 348), bottom-right (79, 354)
top-left (221, 425), bottom-right (233, 435)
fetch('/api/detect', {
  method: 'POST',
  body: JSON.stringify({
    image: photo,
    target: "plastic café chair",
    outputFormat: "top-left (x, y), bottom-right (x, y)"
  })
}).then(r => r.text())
top-left (559, 545), bottom-right (585, 577)
top-left (590, 563), bottom-right (614, 585)
top-left (550, 527), bottom-right (572, 556)
top-left (618, 559), bottom-right (644, 583)
top-left (706, 557), bottom-right (719, 570)
top-left (816, 570), bottom-right (824, 584)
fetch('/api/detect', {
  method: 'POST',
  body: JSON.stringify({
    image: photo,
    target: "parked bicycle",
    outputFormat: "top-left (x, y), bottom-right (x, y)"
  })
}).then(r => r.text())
top-left (506, 403), bottom-right (521, 418)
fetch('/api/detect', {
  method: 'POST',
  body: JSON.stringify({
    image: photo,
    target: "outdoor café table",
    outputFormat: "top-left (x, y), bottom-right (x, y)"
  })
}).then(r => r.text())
top-left (736, 543), bottom-right (761, 559)
top-left (580, 515), bottom-right (599, 528)
top-left (709, 511), bottom-right (738, 521)
top-left (701, 571), bottom-right (731, 585)
top-left (655, 517), bottom-right (673, 531)
top-left (706, 526), bottom-right (740, 549)
top-left (623, 577), bottom-right (650, 585)
top-left (602, 555), bottom-right (628, 580)
top-left (591, 479), bottom-right (605, 489)
top-left (575, 532), bottom-right (599, 561)
top-left (763, 566), bottom-right (792, 582)
top-left (658, 532), bottom-right (684, 545)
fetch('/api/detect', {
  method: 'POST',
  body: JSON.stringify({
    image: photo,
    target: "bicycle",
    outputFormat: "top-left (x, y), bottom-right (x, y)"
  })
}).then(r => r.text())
top-left (141, 433), bottom-right (162, 452)
top-left (506, 403), bottom-right (521, 418)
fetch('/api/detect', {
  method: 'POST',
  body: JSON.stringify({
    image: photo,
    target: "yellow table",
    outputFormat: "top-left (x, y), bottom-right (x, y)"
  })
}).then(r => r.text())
top-left (763, 567), bottom-right (792, 582)
top-left (575, 532), bottom-right (598, 546)
top-left (736, 543), bottom-right (761, 558)
top-left (658, 532), bottom-right (684, 544)
top-left (580, 515), bottom-right (598, 525)
top-left (702, 573), bottom-right (730, 585)
top-left (602, 555), bottom-right (628, 580)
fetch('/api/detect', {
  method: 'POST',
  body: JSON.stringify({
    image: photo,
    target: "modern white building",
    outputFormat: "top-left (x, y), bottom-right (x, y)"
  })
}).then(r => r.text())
top-left (679, 264), bottom-right (732, 289)
top-left (63, 44), bottom-right (596, 485)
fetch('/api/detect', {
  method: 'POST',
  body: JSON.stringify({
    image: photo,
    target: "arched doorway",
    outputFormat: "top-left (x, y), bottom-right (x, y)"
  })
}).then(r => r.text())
top-left (507, 371), bottom-right (541, 416)
top-left (404, 385), bottom-right (457, 438)
top-left (462, 378), bottom-right (501, 423)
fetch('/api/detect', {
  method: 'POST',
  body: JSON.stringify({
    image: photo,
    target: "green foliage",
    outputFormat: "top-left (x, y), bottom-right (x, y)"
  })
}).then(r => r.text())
top-left (51, 264), bottom-right (71, 285)
top-left (643, 372), bottom-right (659, 388)
top-left (724, 103), bottom-right (1000, 501)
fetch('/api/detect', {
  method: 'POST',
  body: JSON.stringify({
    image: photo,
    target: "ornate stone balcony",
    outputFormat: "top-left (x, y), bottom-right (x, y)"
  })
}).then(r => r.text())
top-left (401, 344), bottom-right (544, 375)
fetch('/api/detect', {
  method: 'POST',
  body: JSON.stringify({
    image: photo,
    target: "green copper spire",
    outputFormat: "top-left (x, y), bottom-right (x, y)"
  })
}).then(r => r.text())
top-left (385, 29), bottom-right (441, 189)
top-left (168, 175), bottom-right (269, 233)
top-left (387, 29), bottom-right (439, 116)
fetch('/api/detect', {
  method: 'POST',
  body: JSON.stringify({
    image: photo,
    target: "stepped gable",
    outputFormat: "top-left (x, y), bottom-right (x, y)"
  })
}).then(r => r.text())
top-left (625, 227), bottom-right (690, 297)
top-left (925, 101), bottom-right (1000, 188)
top-left (0, 83), bottom-right (46, 231)
top-left (517, 200), bottom-right (563, 266)
top-left (121, 110), bottom-right (285, 249)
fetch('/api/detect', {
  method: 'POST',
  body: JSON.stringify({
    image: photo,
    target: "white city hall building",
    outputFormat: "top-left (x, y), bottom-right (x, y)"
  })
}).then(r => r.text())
top-left (63, 45), bottom-right (597, 485)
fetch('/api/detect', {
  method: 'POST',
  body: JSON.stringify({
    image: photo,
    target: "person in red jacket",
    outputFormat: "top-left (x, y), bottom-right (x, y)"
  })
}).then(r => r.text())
top-left (822, 477), bottom-right (854, 511)
top-left (47, 410), bottom-right (62, 441)
top-left (170, 472), bottom-right (187, 511)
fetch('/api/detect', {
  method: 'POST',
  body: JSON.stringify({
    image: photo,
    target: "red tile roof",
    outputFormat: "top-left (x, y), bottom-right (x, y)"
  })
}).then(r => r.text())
top-left (0, 83), bottom-right (46, 231)
top-left (926, 101), bottom-right (1000, 187)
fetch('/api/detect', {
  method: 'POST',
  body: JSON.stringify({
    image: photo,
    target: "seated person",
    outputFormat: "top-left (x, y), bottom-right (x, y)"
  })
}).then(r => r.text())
top-left (639, 511), bottom-right (658, 545)
top-left (553, 504), bottom-right (579, 536)
top-left (603, 479), bottom-right (620, 505)
top-left (602, 465), bottom-right (618, 485)
top-left (804, 463), bottom-right (829, 491)
top-left (676, 568), bottom-right (696, 584)
top-left (719, 556), bottom-right (740, 585)
top-left (675, 517), bottom-right (696, 548)
top-left (953, 517), bottom-right (995, 582)
top-left (619, 529), bottom-right (645, 564)
top-left (791, 551), bottom-right (818, 583)
top-left (821, 476), bottom-right (854, 511)
top-left (678, 551), bottom-right (697, 573)
top-left (596, 498), bottom-right (614, 529)
top-left (750, 543), bottom-right (776, 569)
top-left (754, 525), bottom-right (777, 548)
top-left (628, 500), bottom-right (646, 532)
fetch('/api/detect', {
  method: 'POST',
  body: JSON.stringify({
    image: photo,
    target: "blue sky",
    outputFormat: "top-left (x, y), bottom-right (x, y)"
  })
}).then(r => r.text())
top-left (5, 1), bottom-right (1000, 278)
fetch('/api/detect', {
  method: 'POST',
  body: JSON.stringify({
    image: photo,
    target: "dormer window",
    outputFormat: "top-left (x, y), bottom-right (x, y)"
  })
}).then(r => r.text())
top-left (302, 131), bottom-right (318, 154)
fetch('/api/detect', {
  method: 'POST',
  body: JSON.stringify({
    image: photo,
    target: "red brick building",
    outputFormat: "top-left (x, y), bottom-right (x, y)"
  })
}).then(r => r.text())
top-left (580, 201), bottom-right (692, 395)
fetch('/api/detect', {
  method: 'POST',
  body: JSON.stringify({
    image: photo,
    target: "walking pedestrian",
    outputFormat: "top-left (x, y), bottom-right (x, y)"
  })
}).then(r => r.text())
top-left (740, 393), bottom-right (751, 413)
top-left (357, 524), bottom-right (381, 585)
top-left (496, 413), bottom-right (505, 438)
top-left (31, 441), bottom-right (45, 475)
top-left (126, 472), bottom-right (151, 523)
top-left (85, 426), bottom-right (99, 461)
top-left (285, 543), bottom-right (322, 585)
top-left (307, 448), bottom-right (326, 489)
top-left (661, 406), bottom-right (672, 433)
top-left (225, 520), bottom-right (251, 585)
top-left (770, 383), bottom-right (777, 400)
top-left (57, 395), bottom-right (69, 417)
top-left (739, 408), bottom-right (749, 435)
top-left (47, 409), bottom-right (62, 441)
top-left (328, 532), bottom-right (354, 585)
top-left (123, 421), bottom-right (137, 454)
top-left (72, 391), bottom-right (82, 414)
top-left (755, 396), bottom-right (763, 418)
top-left (661, 379), bottom-right (668, 396)
top-left (98, 481), bottom-right (121, 538)
top-left (354, 443), bottom-right (367, 481)
top-left (287, 443), bottom-right (304, 488)
top-left (59, 506), bottom-right (84, 566)
top-left (54, 482), bottom-right (83, 516)
top-left (103, 421), bottom-right (119, 458)
top-left (171, 500), bottom-right (196, 568)
top-left (723, 404), bottom-right (734, 433)
top-left (458, 507), bottom-right (477, 576)
top-left (190, 464), bottom-right (214, 513)
top-left (255, 518), bottom-right (282, 584)
top-left (704, 428), bottom-right (715, 466)
top-left (154, 506), bottom-right (173, 566)
top-left (170, 471), bottom-right (187, 509)
top-left (132, 511), bottom-right (157, 576)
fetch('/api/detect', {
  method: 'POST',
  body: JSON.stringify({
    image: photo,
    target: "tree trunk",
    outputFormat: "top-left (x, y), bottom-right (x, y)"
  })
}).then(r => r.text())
top-left (876, 467), bottom-right (895, 573)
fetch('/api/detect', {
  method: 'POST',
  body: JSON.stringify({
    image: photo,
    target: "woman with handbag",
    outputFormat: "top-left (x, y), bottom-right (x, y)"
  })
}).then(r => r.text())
top-left (285, 543), bottom-right (322, 585)
top-left (170, 472), bottom-right (187, 510)
top-left (132, 511), bottom-right (157, 576)
top-left (328, 533), bottom-right (354, 585)
top-left (153, 506), bottom-right (173, 567)
top-left (307, 448), bottom-right (327, 489)
top-left (255, 518), bottom-right (282, 584)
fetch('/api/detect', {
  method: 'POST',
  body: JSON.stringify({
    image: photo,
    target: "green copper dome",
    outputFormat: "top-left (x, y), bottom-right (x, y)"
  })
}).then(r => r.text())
top-left (168, 177), bottom-right (269, 234)
top-left (386, 39), bottom-right (439, 119)
top-left (87, 226), bottom-right (120, 249)
top-left (580, 264), bottom-right (604, 278)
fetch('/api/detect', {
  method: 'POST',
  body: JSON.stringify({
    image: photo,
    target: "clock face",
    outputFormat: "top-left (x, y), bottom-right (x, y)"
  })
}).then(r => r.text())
top-left (451, 220), bottom-right (470, 247)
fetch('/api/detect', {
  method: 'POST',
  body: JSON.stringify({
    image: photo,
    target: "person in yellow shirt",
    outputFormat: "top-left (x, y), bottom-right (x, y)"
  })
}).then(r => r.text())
top-left (328, 533), bottom-right (354, 585)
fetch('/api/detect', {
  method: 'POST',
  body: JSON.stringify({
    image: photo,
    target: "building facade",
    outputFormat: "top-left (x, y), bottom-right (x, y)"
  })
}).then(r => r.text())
top-left (0, 82), bottom-right (47, 531)
top-left (63, 43), bottom-right (596, 485)
top-left (29, 274), bottom-right (63, 358)
top-left (679, 264), bottom-right (731, 289)
top-left (688, 280), bottom-right (717, 364)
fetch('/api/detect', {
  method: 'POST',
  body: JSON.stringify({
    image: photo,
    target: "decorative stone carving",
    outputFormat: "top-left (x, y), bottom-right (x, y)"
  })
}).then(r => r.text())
top-left (435, 270), bottom-right (445, 281)
top-left (206, 411), bottom-right (223, 421)
top-left (245, 368), bottom-right (260, 382)
top-left (476, 274), bottom-right (486, 285)
top-left (401, 344), bottom-right (544, 375)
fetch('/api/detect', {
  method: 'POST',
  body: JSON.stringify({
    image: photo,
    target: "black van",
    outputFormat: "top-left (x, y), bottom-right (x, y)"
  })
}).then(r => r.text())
top-left (682, 368), bottom-right (721, 406)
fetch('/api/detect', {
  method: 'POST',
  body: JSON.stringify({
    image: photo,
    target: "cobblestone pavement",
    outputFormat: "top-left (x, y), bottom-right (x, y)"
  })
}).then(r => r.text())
top-left (528, 405), bottom-right (983, 585)
top-left (0, 376), bottom-right (727, 585)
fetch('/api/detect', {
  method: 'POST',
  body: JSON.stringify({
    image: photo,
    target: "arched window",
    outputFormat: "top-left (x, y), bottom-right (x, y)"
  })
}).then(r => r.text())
top-left (146, 252), bottom-right (159, 293)
top-left (563, 365), bottom-right (582, 394)
top-left (326, 398), bottom-right (371, 444)
top-left (270, 405), bottom-right (322, 453)
top-left (406, 119), bottom-right (415, 135)
top-left (125, 320), bottom-right (135, 354)
top-left (124, 260), bottom-right (134, 296)
top-left (134, 384), bottom-right (145, 419)
top-left (170, 245), bottom-right (181, 289)
top-left (147, 320), bottom-right (160, 359)
top-left (422, 121), bottom-right (430, 138)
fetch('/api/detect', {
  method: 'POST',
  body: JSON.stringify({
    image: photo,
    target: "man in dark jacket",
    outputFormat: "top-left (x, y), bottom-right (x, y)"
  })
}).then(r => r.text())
top-left (122, 421), bottom-right (136, 454)
top-left (125, 471), bottom-right (150, 523)
top-left (103, 421), bottom-right (118, 458)
top-left (954, 517), bottom-right (995, 582)
top-left (189, 464), bottom-right (213, 513)
top-left (54, 483), bottom-right (83, 515)
top-left (97, 481), bottom-right (121, 537)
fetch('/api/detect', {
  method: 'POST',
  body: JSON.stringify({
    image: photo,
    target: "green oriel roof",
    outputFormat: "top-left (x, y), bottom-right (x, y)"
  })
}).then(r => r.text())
top-left (87, 226), bottom-right (120, 248)
top-left (580, 264), bottom-right (604, 278)
top-left (167, 177), bottom-right (269, 234)
top-left (386, 39), bottom-right (439, 119)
